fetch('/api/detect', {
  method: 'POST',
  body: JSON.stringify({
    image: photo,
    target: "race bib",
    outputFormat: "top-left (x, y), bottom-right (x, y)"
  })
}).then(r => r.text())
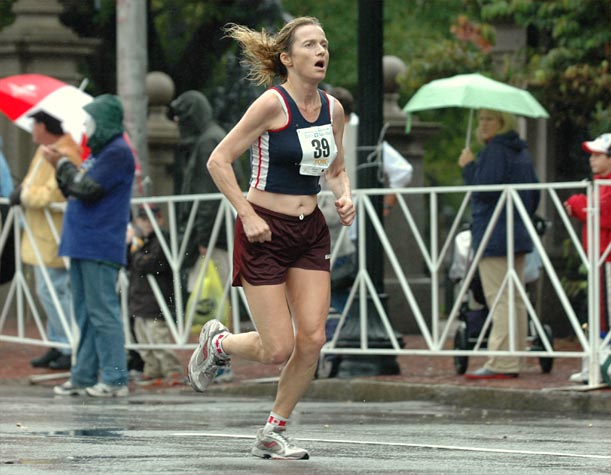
top-left (296, 124), bottom-right (337, 176)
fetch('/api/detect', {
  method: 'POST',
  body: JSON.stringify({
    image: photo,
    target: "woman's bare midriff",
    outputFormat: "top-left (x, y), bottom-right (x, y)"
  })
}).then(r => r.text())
top-left (247, 187), bottom-right (319, 217)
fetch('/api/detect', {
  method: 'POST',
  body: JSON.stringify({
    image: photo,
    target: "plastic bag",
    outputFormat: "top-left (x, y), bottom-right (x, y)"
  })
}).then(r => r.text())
top-left (186, 258), bottom-right (229, 333)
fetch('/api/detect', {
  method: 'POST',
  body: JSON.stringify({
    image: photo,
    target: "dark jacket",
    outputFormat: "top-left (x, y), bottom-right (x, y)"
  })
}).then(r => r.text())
top-left (128, 230), bottom-right (175, 319)
top-left (171, 91), bottom-right (228, 267)
top-left (462, 131), bottom-right (540, 257)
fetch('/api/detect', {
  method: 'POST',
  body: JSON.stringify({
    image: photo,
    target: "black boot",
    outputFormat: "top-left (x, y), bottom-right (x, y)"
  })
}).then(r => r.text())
top-left (49, 353), bottom-right (71, 370)
top-left (31, 348), bottom-right (62, 368)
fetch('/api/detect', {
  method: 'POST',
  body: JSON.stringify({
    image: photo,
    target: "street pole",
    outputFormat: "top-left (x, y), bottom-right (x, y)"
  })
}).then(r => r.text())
top-left (335, 0), bottom-right (401, 377)
top-left (357, 0), bottom-right (384, 290)
top-left (117, 0), bottom-right (149, 196)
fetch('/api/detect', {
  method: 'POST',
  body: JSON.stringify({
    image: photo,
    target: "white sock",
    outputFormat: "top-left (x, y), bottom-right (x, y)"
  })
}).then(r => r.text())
top-left (263, 411), bottom-right (288, 433)
top-left (212, 333), bottom-right (229, 358)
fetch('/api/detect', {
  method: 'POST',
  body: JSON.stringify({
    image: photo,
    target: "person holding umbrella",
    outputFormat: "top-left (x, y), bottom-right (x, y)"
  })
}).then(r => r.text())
top-left (458, 109), bottom-right (540, 380)
top-left (9, 111), bottom-right (82, 370)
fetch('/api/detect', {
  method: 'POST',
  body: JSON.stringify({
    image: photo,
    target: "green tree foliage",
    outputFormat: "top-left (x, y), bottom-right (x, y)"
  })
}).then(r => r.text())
top-left (283, 0), bottom-right (476, 187)
top-left (477, 0), bottom-right (610, 134)
top-left (1, 0), bottom-right (606, 185)
top-left (0, 0), bottom-right (15, 29)
top-left (393, 0), bottom-right (610, 185)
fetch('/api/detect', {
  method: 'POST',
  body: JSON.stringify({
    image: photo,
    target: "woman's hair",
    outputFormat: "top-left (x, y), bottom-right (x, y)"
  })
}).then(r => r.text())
top-left (476, 109), bottom-right (518, 144)
top-left (223, 16), bottom-right (322, 87)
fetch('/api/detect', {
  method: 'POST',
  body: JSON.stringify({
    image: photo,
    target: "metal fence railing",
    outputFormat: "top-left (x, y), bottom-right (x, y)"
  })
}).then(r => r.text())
top-left (1, 180), bottom-right (609, 387)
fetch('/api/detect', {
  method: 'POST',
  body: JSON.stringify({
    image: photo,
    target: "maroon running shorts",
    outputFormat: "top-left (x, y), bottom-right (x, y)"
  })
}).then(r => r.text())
top-left (232, 203), bottom-right (331, 286)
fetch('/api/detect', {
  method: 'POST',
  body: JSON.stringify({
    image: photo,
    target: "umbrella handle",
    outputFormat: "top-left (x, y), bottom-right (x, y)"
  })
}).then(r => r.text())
top-left (465, 109), bottom-right (474, 149)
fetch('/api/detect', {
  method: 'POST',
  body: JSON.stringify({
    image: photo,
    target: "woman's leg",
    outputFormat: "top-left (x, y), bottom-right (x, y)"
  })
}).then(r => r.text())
top-left (221, 282), bottom-right (295, 366)
top-left (272, 268), bottom-right (329, 418)
top-left (221, 268), bottom-right (329, 418)
top-left (480, 255), bottom-right (527, 374)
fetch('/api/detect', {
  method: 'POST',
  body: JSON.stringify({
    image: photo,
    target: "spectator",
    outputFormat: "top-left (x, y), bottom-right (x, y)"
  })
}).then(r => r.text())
top-left (170, 91), bottom-right (230, 291)
top-left (0, 136), bottom-right (13, 197)
top-left (9, 111), bottom-right (81, 370)
top-left (564, 133), bottom-right (611, 384)
top-left (46, 94), bottom-right (135, 397)
top-left (324, 86), bottom-right (413, 313)
top-left (459, 109), bottom-right (540, 380)
top-left (0, 135), bottom-right (16, 285)
top-left (328, 87), bottom-right (413, 216)
top-left (127, 204), bottom-right (183, 385)
top-left (171, 90), bottom-right (233, 383)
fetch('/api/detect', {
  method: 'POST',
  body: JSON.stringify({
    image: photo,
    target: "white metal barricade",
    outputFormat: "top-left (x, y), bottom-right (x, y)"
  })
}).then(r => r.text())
top-left (1, 180), bottom-right (609, 387)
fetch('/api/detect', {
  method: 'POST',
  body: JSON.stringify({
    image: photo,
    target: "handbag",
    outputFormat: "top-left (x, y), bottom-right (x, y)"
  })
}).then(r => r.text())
top-left (186, 258), bottom-right (230, 332)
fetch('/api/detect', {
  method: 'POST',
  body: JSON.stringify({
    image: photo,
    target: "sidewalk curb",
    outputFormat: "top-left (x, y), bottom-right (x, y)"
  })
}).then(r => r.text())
top-left (206, 379), bottom-right (611, 415)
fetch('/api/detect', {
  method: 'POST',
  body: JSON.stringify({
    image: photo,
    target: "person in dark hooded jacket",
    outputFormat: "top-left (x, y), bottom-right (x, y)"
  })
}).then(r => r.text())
top-left (458, 108), bottom-right (540, 380)
top-left (43, 94), bottom-right (135, 397)
top-left (170, 91), bottom-right (230, 284)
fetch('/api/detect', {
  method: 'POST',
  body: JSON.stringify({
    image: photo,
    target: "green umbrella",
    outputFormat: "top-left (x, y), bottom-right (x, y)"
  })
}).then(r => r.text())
top-left (403, 73), bottom-right (549, 147)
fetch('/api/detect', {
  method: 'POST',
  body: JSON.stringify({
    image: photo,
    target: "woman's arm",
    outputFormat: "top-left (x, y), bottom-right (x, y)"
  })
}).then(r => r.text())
top-left (207, 91), bottom-right (283, 242)
top-left (324, 98), bottom-right (355, 227)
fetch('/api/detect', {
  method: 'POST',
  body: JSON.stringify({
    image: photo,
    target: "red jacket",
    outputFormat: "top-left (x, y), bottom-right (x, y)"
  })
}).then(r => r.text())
top-left (565, 172), bottom-right (611, 262)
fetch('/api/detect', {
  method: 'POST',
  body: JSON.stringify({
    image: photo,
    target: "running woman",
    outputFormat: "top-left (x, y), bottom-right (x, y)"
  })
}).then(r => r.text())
top-left (187, 16), bottom-right (355, 460)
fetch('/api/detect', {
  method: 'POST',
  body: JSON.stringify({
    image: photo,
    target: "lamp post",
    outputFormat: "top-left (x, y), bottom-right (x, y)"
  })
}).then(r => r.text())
top-left (335, 0), bottom-right (401, 377)
top-left (117, 0), bottom-right (149, 196)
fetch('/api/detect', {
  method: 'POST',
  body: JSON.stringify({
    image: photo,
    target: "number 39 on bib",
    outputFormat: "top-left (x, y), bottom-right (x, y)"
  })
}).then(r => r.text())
top-left (296, 124), bottom-right (338, 176)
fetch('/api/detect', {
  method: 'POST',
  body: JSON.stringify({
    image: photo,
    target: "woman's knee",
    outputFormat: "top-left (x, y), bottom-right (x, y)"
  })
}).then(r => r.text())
top-left (259, 340), bottom-right (294, 365)
top-left (262, 348), bottom-right (293, 365)
top-left (296, 328), bottom-right (326, 357)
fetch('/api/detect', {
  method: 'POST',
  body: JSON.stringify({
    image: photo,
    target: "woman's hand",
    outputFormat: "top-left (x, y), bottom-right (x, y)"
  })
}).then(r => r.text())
top-left (242, 213), bottom-right (272, 243)
top-left (335, 196), bottom-right (355, 226)
top-left (458, 148), bottom-right (474, 168)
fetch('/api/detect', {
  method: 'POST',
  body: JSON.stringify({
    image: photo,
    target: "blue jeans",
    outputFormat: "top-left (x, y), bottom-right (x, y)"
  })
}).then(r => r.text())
top-left (69, 259), bottom-right (127, 387)
top-left (34, 266), bottom-right (72, 355)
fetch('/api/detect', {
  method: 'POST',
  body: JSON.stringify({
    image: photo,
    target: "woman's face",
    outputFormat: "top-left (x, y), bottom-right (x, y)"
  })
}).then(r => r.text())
top-left (283, 24), bottom-right (329, 82)
top-left (478, 111), bottom-right (502, 143)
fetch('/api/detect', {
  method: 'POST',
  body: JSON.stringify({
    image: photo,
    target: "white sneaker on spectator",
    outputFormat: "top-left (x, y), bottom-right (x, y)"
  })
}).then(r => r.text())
top-left (569, 371), bottom-right (588, 384)
top-left (86, 382), bottom-right (129, 397)
top-left (53, 380), bottom-right (87, 396)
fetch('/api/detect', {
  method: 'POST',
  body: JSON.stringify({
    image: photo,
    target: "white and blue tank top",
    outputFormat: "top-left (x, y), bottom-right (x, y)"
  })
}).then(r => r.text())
top-left (249, 85), bottom-right (338, 195)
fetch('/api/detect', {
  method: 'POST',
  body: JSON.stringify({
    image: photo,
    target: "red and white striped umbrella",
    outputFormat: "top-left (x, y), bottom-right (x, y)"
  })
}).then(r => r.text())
top-left (0, 74), bottom-right (92, 143)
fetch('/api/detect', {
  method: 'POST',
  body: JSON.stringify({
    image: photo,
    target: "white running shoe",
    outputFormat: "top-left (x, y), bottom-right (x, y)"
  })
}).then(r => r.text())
top-left (251, 428), bottom-right (310, 460)
top-left (53, 380), bottom-right (87, 396)
top-left (85, 382), bottom-right (129, 398)
top-left (187, 319), bottom-right (230, 392)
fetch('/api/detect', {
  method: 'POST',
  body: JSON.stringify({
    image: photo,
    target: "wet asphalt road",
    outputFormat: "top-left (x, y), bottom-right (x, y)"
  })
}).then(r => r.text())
top-left (0, 384), bottom-right (609, 475)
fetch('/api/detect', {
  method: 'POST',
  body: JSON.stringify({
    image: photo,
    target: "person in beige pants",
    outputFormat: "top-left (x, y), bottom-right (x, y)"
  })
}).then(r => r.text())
top-left (478, 255), bottom-right (528, 375)
top-left (458, 109), bottom-right (540, 380)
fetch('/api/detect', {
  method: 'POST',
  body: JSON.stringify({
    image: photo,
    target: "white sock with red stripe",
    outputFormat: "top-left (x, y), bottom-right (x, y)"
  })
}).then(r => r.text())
top-left (263, 411), bottom-right (288, 434)
top-left (211, 333), bottom-right (229, 359)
